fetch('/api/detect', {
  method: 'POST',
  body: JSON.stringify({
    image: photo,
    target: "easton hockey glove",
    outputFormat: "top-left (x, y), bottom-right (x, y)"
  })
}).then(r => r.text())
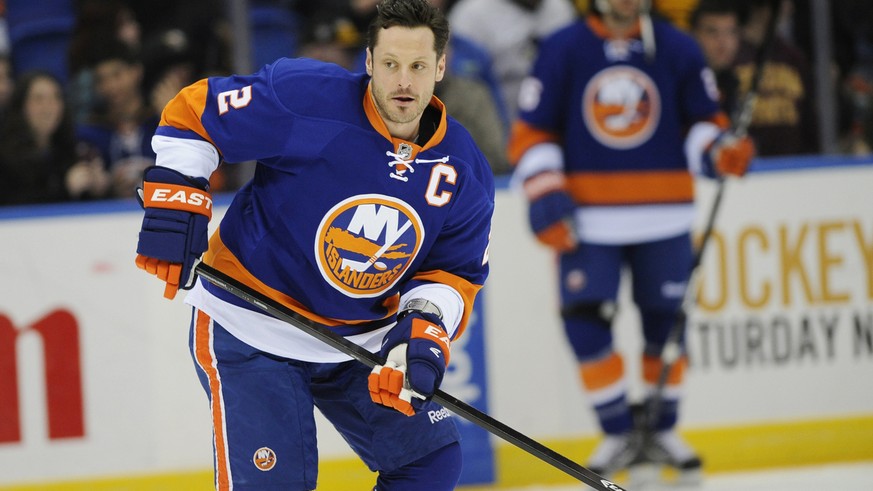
top-left (368, 311), bottom-right (450, 416)
top-left (135, 166), bottom-right (212, 300)
top-left (524, 170), bottom-right (577, 253)
top-left (704, 131), bottom-right (755, 177)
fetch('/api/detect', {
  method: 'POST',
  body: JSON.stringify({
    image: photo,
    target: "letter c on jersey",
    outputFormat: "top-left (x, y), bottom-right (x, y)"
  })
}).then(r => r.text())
top-left (425, 163), bottom-right (457, 207)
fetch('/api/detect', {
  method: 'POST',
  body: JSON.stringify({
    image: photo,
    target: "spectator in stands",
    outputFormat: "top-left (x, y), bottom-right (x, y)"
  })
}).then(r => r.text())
top-left (690, 0), bottom-right (741, 116)
top-left (297, 15), bottom-right (363, 71)
top-left (435, 54), bottom-right (511, 174)
top-left (448, 0), bottom-right (577, 120)
top-left (734, 0), bottom-right (818, 155)
top-left (0, 53), bottom-right (13, 122)
top-left (67, 0), bottom-right (142, 123)
top-left (76, 42), bottom-right (159, 199)
top-left (0, 71), bottom-right (109, 205)
top-left (127, 0), bottom-right (228, 79)
top-left (829, 0), bottom-right (873, 154)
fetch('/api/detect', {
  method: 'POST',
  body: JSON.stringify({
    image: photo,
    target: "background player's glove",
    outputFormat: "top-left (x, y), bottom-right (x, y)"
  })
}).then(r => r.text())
top-left (135, 166), bottom-right (212, 300)
top-left (704, 131), bottom-right (755, 177)
top-left (368, 311), bottom-right (450, 416)
top-left (524, 170), bottom-right (577, 253)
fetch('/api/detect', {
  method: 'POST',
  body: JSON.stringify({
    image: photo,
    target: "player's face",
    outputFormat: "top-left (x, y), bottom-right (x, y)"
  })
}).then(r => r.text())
top-left (604, 0), bottom-right (642, 22)
top-left (366, 26), bottom-right (446, 140)
top-left (693, 14), bottom-right (740, 71)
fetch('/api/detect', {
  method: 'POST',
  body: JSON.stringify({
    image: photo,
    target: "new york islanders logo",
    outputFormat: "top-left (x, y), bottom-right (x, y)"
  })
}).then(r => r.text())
top-left (583, 65), bottom-right (661, 149)
top-left (315, 194), bottom-right (424, 298)
top-left (253, 447), bottom-right (277, 471)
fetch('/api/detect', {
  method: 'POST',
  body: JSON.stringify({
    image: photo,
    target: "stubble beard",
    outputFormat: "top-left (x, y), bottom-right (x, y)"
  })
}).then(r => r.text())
top-left (372, 85), bottom-right (428, 126)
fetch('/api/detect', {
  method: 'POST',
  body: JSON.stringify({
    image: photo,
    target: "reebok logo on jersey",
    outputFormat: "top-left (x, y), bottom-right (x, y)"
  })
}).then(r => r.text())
top-left (427, 407), bottom-right (451, 424)
top-left (315, 195), bottom-right (424, 298)
top-left (253, 447), bottom-right (277, 471)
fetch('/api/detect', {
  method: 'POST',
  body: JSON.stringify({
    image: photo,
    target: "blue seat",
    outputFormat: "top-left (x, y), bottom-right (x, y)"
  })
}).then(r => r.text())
top-left (6, 0), bottom-right (75, 84)
top-left (249, 5), bottom-right (299, 69)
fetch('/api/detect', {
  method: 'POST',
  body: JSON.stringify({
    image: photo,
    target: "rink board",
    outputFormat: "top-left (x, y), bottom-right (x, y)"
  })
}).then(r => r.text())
top-left (0, 155), bottom-right (871, 489)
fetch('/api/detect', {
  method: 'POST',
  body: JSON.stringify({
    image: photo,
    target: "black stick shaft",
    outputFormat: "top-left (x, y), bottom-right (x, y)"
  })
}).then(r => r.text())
top-left (648, 0), bottom-right (782, 429)
top-left (194, 263), bottom-right (630, 491)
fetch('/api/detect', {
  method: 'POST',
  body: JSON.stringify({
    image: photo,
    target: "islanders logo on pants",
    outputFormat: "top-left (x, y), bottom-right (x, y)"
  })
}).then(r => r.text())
top-left (315, 194), bottom-right (424, 298)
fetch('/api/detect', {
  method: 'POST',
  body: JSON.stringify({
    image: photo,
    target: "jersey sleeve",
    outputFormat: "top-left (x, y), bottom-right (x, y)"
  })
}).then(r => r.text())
top-left (671, 28), bottom-right (723, 124)
top-left (156, 61), bottom-right (305, 166)
top-left (507, 29), bottom-right (573, 165)
top-left (404, 149), bottom-right (495, 339)
top-left (154, 58), bottom-right (365, 177)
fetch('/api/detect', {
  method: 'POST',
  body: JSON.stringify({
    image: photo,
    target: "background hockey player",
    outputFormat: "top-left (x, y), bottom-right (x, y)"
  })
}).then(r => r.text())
top-left (507, 0), bottom-right (754, 483)
top-left (133, 1), bottom-right (494, 489)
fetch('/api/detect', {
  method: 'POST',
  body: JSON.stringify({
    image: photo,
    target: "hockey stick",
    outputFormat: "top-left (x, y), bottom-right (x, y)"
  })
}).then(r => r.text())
top-left (644, 0), bottom-right (781, 441)
top-left (194, 262), bottom-right (630, 491)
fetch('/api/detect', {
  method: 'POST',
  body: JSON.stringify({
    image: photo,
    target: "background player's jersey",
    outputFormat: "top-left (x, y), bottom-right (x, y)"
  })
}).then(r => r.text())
top-left (509, 16), bottom-right (722, 244)
top-left (154, 58), bottom-right (494, 361)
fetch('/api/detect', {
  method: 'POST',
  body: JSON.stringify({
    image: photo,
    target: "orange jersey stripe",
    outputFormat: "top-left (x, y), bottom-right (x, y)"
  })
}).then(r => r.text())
top-left (642, 353), bottom-right (687, 386)
top-left (407, 269), bottom-right (483, 340)
top-left (203, 230), bottom-right (481, 335)
top-left (507, 120), bottom-right (560, 165)
top-left (203, 230), bottom-right (388, 327)
top-left (567, 170), bottom-right (694, 205)
top-left (192, 311), bottom-right (231, 490)
top-left (580, 352), bottom-right (625, 391)
top-left (160, 79), bottom-right (216, 146)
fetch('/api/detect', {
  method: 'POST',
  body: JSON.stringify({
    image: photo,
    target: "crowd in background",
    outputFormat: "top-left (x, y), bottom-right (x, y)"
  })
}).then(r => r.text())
top-left (0, 0), bottom-right (871, 206)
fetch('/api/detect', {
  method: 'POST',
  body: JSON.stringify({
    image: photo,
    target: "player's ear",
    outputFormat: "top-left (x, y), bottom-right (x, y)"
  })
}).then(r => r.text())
top-left (435, 53), bottom-right (446, 82)
top-left (365, 48), bottom-right (374, 76)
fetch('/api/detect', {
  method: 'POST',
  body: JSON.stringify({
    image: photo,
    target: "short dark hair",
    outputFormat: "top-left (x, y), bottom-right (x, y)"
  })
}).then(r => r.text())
top-left (689, 0), bottom-right (739, 30)
top-left (366, 0), bottom-right (450, 58)
top-left (89, 40), bottom-right (141, 69)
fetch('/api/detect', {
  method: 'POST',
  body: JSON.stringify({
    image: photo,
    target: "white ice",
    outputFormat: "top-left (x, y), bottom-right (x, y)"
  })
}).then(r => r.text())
top-left (495, 461), bottom-right (873, 491)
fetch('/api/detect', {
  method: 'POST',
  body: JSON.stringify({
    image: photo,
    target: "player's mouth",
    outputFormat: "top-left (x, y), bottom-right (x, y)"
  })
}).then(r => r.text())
top-left (392, 95), bottom-right (416, 106)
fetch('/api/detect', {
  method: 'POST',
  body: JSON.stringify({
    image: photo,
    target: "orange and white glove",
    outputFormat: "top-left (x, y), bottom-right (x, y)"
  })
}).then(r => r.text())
top-left (368, 311), bottom-right (450, 416)
top-left (705, 131), bottom-right (755, 177)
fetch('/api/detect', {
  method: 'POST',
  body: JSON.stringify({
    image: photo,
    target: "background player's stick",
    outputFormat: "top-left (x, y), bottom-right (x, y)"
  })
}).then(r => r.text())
top-left (644, 0), bottom-right (782, 440)
top-left (194, 262), bottom-right (630, 491)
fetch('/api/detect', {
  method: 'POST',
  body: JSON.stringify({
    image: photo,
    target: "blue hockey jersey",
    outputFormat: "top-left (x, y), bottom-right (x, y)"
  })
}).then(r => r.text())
top-left (508, 15), bottom-right (728, 244)
top-left (153, 58), bottom-right (494, 361)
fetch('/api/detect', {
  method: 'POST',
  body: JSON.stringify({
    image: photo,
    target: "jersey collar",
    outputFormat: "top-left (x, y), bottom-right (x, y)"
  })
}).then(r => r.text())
top-left (587, 14), bottom-right (642, 40)
top-left (363, 82), bottom-right (448, 156)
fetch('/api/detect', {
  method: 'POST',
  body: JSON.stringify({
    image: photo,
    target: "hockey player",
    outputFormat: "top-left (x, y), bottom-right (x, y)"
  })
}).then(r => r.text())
top-left (133, 1), bottom-right (494, 490)
top-left (507, 0), bottom-right (753, 482)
